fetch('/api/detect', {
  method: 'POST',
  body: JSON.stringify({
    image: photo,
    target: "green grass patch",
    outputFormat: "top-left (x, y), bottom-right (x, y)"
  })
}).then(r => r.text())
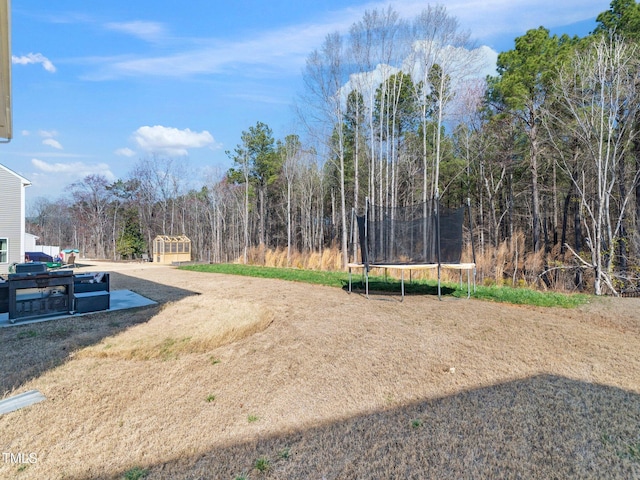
top-left (180, 263), bottom-right (589, 308)
top-left (625, 441), bottom-right (640, 462)
top-left (469, 284), bottom-right (589, 308)
top-left (254, 456), bottom-right (271, 472)
top-left (158, 336), bottom-right (191, 361)
top-left (182, 263), bottom-right (348, 287)
top-left (122, 466), bottom-right (149, 480)
top-left (278, 447), bottom-right (291, 460)
top-left (601, 433), bottom-right (640, 463)
top-left (17, 329), bottom-right (38, 340)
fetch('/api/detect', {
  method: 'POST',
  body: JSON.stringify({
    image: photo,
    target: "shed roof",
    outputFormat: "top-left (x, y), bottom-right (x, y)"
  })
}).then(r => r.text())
top-left (154, 235), bottom-right (191, 242)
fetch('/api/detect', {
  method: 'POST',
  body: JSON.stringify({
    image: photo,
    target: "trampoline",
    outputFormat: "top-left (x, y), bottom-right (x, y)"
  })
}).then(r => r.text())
top-left (348, 198), bottom-right (476, 300)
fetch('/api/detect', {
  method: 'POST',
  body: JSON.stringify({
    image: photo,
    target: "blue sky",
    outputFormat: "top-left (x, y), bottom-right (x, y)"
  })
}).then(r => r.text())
top-left (1, 0), bottom-right (609, 205)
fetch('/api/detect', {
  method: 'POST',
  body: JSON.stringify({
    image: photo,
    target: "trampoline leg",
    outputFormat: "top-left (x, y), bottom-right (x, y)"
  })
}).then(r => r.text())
top-left (366, 269), bottom-right (369, 298)
top-left (401, 269), bottom-right (405, 301)
top-left (348, 267), bottom-right (352, 293)
top-left (473, 266), bottom-right (477, 294)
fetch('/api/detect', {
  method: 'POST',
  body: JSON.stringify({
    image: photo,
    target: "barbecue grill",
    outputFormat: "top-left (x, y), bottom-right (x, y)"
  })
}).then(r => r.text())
top-left (6, 263), bottom-right (74, 322)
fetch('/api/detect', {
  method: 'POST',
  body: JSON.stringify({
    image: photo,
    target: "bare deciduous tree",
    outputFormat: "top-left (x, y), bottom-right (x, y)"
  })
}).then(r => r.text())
top-left (550, 35), bottom-right (640, 294)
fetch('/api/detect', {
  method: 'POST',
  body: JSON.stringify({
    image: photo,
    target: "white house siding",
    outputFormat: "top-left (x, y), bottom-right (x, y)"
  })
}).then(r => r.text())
top-left (0, 164), bottom-right (30, 275)
top-left (24, 233), bottom-right (38, 252)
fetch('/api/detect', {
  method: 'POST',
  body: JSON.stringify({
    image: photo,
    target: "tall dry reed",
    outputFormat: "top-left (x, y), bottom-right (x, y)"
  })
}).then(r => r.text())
top-left (238, 246), bottom-right (343, 271)
top-left (234, 231), bottom-right (588, 292)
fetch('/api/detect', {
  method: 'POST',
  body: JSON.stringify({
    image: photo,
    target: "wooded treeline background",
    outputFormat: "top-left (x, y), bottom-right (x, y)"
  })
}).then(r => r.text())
top-left (27, 1), bottom-right (640, 295)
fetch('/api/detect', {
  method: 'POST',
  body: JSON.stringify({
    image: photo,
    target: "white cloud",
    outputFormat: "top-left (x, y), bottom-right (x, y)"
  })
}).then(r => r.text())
top-left (31, 158), bottom-right (115, 181)
top-left (12, 53), bottom-right (56, 73)
top-left (340, 42), bottom-right (496, 105)
top-left (104, 21), bottom-right (167, 43)
top-left (132, 125), bottom-right (214, 156)
top-left (38, 130), bottom-right (58, 138)
top-left (381, 0), bottom-right (603, 40)
top-left (80, 0), bottom-right (602, 82)
top-left (81, 14), bottom-right (351, 80)
top-left (36, 130), bottom-right (63, 150)
top-left (115, 147), bottom-right (136, 157)
top-left (340, 64), bottom-right (401, 108)
top-left (477, 45), bottom-right (498, 76)
top-left (42, 138), bottom-right (63, 150)
top-left (42, 12), bottom-right (95, 25)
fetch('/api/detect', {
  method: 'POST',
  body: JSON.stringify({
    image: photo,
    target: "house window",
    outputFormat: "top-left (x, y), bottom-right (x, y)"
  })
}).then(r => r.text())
top-left (0, 238), bottom-right (7, 263)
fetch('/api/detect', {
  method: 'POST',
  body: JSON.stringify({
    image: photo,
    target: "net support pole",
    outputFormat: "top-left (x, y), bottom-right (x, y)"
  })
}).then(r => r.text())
top-left (350, 207), bottom-right (355, 264)
top-left (348, 207), bottom-right (354, 293)
top-left (436, 193), bottom-right (442, 300)
top-left (467, 197), bottom-right (477, 294)
top-left (365, 198), bottom-right (369, 299)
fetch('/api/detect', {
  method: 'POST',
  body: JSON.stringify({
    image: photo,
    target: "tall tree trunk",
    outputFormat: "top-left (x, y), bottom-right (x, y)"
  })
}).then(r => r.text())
top-left (243, 166), bottom-right (249, 265)
top-left (618, 156), bottom-right (628, 272)
top-left (560, 186), bottom-right (572, 256)
top-left (340, 149), bottom-right (348, 267)
top-left (259, 185), bottom-right (266, 249)
top-left (287, 178), bottom-right (292, 266)
top-left (530, 120), bottom-right (542, 253)
top-left (635, 130), bottom-right (640, 261)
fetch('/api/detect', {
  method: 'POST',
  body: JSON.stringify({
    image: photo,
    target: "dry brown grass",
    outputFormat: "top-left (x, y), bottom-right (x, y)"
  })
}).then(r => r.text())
top-left (457, 231), bottom-right (598, 291)
top-left (1, 261), bottom-right (640, 479)
top-left (246, 245), bottom-right (344, 271)
top-left (78, 297), bottom-right (273, 361)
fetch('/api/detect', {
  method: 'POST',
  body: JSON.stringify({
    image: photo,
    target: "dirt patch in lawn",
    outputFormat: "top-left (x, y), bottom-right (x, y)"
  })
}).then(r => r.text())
top-left (1, 261), bottom-right (640, 479)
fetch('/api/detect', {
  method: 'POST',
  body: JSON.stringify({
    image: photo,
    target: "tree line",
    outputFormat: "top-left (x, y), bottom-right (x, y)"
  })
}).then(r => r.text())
top-left (27, 1), bottom-right (640, 295)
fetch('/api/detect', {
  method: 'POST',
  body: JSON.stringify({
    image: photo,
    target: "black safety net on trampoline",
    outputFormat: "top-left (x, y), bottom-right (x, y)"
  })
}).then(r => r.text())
top-left (354, 200), bottom-right (465, 267)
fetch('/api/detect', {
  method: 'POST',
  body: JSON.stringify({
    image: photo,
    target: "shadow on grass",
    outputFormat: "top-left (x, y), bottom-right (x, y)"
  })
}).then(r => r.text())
top-left (0, 271), bottom-right (199, 397)
top-left (108, 374), bottom-right (640, 479)
top-left (343, 279), bottom-right (456, 299)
